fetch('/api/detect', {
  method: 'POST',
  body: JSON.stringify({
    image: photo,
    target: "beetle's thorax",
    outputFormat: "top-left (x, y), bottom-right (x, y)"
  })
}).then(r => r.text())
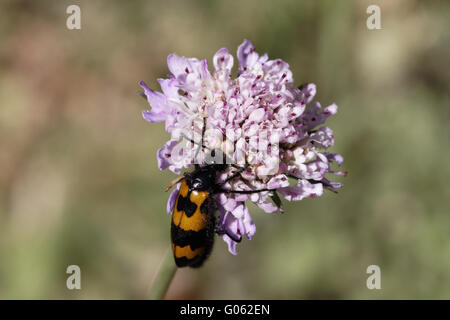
top-left (185, 166), bottom-right (221, 191)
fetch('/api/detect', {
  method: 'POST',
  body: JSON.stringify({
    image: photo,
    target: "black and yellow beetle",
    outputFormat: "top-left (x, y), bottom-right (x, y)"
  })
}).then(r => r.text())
top-left (170, 162), bottom-right (225, 268)
top-left (166, 121), bottom-right (276, 268)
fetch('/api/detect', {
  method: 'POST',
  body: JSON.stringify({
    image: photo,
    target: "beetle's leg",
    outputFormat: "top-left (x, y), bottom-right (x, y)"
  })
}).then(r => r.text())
top-left (215, 226), bottom-right (242, 243)
top-left (218, 163), bottom-right (250, 187)
top-left (230, 163), bottom-right (246, 170)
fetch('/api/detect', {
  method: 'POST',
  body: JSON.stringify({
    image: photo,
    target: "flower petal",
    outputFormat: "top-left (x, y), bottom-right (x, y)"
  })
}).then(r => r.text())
top-left (256, 200), bottom-right (278, 213)
top-left (167, 53), bottom-right (189, 78)
top-left (213, 48), bottom-right (234, 72)
top-left (237, 39), bottom-right (258, 72)
top-left (267, 174), bottom-right (290, 189)
top-left (157, 140), bottom-right (186, 174)
top-left (223, 234), bottom-right (238, 255)
top-left (299, 83), bottom-right (316, 104)
top-left (158, 78), bottom-right (179, 99)
top-left (325, 153), bottom-right (344, 166)
top-left (278, 179), bottom-right (323, 201)
top-left (166, 183), bottom-right (180, 214)
top-left (310, 127), bottom-right (334, 149)
top-left (140, 81), bottom-right (170, 122)
top-left (248, 108), bottom-right (265, 122)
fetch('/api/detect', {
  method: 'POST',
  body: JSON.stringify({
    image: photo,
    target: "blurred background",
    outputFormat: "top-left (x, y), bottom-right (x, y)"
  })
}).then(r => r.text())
top-left (0, 0), bottom-right (449, 299)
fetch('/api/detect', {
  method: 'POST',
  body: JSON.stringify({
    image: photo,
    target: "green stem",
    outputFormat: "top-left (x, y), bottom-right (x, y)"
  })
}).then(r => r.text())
top-left (148, 247), bottom-right (177, 300)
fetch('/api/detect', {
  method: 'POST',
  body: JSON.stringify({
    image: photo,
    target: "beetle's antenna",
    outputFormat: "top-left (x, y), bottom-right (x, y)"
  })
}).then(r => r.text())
top-left (165, 175), bottom-right (185, 192)
top-left (180, 134), bottom-right (211, 151)
top-left (219, 164), bottom-right (250, 186)
top-left (215, 188), bottom-right (276, 195)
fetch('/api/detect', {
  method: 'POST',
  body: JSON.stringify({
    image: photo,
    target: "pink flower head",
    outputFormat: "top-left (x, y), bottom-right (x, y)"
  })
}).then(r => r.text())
top-left (140, 40), bottom-right (345, 255)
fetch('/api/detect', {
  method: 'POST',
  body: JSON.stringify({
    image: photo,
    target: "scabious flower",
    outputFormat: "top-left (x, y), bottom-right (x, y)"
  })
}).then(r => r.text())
top-left (140, 40), bottom-right (345, 255)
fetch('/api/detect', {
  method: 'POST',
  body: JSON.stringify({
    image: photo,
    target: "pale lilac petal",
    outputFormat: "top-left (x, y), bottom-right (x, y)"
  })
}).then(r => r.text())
top-left (310, 127), bottom-right (334, 149)
top-left (301, 101), bottom-right (338, 131)
top-left (263, 59), bottom-right (293, 83)
top-left (142, 109), bottom-right (167, 122)
top-left (217, 193), bottom-right (237, 212)
top-left (248, 108), bottom-right (265, 122)
top-left (324, 103), bottom-right (338, 115)
top-left (329, 170), bottom-right (347, 176)
top-left (321, 177), bottom-right (343, 190)
top-left (223, 198), bottom-right (237, 211)
top-left (292, 152), bottom-right (329, 181)
top-left (300, 83), bottom-right (316, 104)
top-left (213, 48), bottom-right (234, 72)
top-left (256, 201), bottom-right (278, 213)
top-left (223, 234), bottom-right (238, 255)
top-left (325, 153), bottom-right (344, 166)
top-left (140, 81), bottom-right (169, 122)
top-left (157, 140), bottom-right (185, 174)
top-left (256, 156), bottom-right (280, 178)
top-left (157, 141), bottom-right (177, 170)
top-left (241, 205), bottom-right (256, 239)
top-left (218, 209), bottom-right (240, 255)
top-left (167, 53), bottom-right (189, 78)
top-left (237, 39), bottom-right (258, 71)
top-left (267, 174), bottom-right (290, 189)
top-left (219, 201), bottom-right (256, 253)
top-left (278, 179), bottom-right (323, 201)
top-left (200, 59), bottom-right (211, 79)
top-left (229, 180), bottom-right (251, 202)
top-left (229, 204), bottom-right (256, 239)
top-left (158, 78), bottom-right (179, 99)
top-left (166, 183), bottom-right (180, 214)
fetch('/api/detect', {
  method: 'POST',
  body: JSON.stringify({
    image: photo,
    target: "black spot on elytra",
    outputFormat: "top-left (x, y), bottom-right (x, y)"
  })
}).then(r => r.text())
top-left (171, 224), bottom-right (210, 250)
top-left (176, 192), bottom-right (197, 217)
